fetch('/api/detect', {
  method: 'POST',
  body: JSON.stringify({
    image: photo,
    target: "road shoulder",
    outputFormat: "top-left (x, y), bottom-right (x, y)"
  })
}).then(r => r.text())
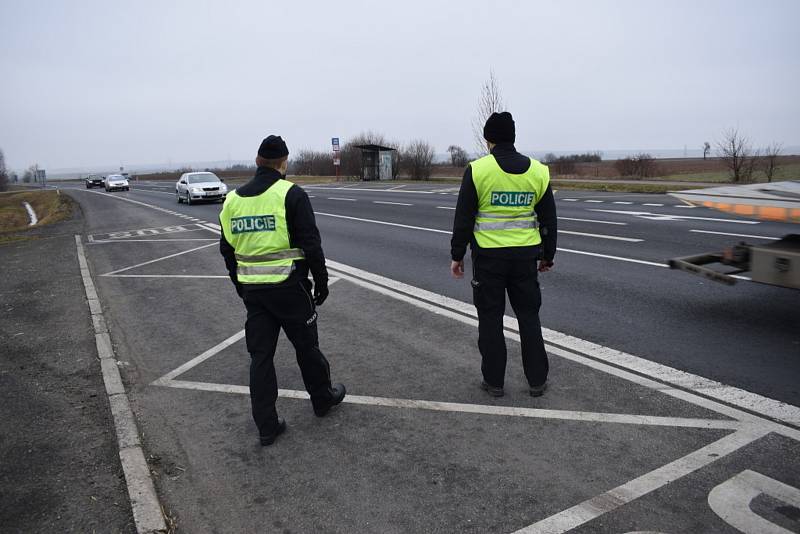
top-left (0, 203), bottom-right (138, 532)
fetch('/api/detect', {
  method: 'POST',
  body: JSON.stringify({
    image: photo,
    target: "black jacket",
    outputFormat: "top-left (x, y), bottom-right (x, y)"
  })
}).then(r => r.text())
top-left (219, 167), bottom-right (328, 294)
top-left (450, 143), bottom-right (557, 262)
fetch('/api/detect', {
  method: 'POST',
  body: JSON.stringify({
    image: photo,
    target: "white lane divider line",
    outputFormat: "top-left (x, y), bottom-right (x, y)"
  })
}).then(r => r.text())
top-left (23, 201), bottom-right (38, 225)
top-left (589, 209), bottom-right (761, 224)
top-left (560, 230), bottom-right (642, 242)
top-left (74, 235), bottom-right (167, 533)
top-left (373, 201), bottom-right (413, 206)
top-left (562, 199), bottom-right (578, 202)
top-left (559, 248), bottom-right (664, 267)
top-left (675, 205), bottom-right (696, 208)
top-left (559, 217), bottom-right (627, 226)
top-left (315, 212), bottom-right (451, 234)
top-left (436, 206), bottom-right (456, 210)
top-left (613, 201), bottom-right (633, 205)
top-left (584, 200), bottom-right (604, 203)
top-left (690, 229), bottom-right (779, 240)
top-left (328, 197), bottom-right (357, 201)
top-left (643, 203), bottom-right (664, 207)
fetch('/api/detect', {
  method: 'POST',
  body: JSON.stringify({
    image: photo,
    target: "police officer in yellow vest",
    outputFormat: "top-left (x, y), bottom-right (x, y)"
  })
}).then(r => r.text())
top-left (450, 112), bottom-right (557, 398)
top-left (220, 135), bottom-right (345, 446)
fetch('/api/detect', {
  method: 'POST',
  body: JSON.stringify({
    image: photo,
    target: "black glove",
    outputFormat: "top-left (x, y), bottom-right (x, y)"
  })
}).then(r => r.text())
top-left (313, 281), bottom-right (329, 306)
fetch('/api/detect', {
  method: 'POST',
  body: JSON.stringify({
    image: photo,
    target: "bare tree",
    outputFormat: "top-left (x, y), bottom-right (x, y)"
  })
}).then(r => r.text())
top-left (471, 70), bottom-right (505, 156)
top-left (762, 142), bottom-right (782, 183)
top-left (717, 128), bottom-right (760, 183)
top-left (0, 148), bottom-right (8, 191)
top-left (446, 145), bottom-right (469, 167)
top-left (22, 164), bottom-right (37, 183)
top-left (703, 142), bottom-right (711, 160)
top-left (402, 140), bottom-right (435, 180)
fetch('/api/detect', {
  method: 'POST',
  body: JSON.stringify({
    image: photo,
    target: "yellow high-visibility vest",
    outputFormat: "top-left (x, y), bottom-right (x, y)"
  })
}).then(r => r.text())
top-left (219, 179), bottom-right (304, 284)
top-left (471, 154), bottom-right (549, 248)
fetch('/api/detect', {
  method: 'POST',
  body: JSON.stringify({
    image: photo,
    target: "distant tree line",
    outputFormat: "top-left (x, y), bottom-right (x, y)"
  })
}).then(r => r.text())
top-left (542, 152), bottom-right (602, 175)
top-left (614, 154), bottom-right (659, 179)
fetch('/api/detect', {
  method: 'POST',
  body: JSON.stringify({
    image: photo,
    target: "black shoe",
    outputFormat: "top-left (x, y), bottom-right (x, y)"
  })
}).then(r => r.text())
top-left (260, 418), bottom-right (286, 446)
top-left (529, 382), bottom-right (547, 397)
top-left (480, 380), bottom-right (504, 398)
top-left (313, 383), bottom-right (346, 417)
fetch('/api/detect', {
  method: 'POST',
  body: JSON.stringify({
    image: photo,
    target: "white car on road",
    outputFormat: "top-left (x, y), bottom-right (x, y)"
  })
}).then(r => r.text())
top-left (176, 172), bottom-right (228, 205)
top-left (104, 174), bottom-right (130, 192)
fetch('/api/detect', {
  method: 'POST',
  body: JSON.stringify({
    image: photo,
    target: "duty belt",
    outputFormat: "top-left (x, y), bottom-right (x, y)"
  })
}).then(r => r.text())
top-left (235, 248), bottom-right (305, 262)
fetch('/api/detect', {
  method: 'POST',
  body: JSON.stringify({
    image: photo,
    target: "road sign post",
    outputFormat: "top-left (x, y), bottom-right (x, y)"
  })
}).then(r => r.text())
top-left (332, 137), bottom-right (340, 180)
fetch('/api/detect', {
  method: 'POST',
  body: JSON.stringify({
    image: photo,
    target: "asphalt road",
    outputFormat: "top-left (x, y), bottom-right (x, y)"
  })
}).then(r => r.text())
top-left (52, 179), bottom-right (800, 533)
top-left (72, 179), bottom-right (799, 406)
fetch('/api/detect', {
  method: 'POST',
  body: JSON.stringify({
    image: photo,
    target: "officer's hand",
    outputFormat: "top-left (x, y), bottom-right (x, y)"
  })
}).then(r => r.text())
top-left (450, 260), bottom-right (464, 279)
top-left (538, 260), bottom-right (554, 273)
top-left (313, 282), bottom-right (329, 306)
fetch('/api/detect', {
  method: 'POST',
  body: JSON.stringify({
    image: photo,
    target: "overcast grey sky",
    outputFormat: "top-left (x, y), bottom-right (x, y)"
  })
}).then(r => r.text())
top-left (1, 0), bottom-right (799, 171)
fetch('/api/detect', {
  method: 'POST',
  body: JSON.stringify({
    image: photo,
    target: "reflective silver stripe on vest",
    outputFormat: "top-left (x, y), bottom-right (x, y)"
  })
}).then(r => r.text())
top-left (237, 264), bottom-right (295, 276)
top-left (474, 219), bottom-right (539, 231)
top-left (235, 248), bottom-right (305, 262)
top-left (477, 211), bottom-right (534, 219)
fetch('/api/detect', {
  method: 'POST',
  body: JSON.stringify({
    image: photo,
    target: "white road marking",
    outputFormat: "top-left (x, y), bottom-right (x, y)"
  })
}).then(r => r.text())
top-left (89, 239), bottom-right (218, 244)
top-left (74, 236), bottom-right (166, 533)
top-left (373, 201), bottom-right (413, 206)
top-left (105, 274), bottom-right (229, 278)
top-left (590, 209), bottom-right (760, 224)
top-left (157, 380), bottom-right (742, 430)
top-left (560, 231), bottom-right (642, 242)
top-left (708, 470), bottom-right (800, 534)
top-left (584, 200), bottom-right (604, 203)
top-left (675, 205), bottom-right (696, 208)
top-left (387, 185), bottom-right (407, 190)
top-left (153, 330), bottom-right (246, 384)
top-left (513, 429), bottom-right (768, 534)
top-left (643, 203), bottom-right (664, 206)
top-left (689, 229), bottom-right (779, 240)
top-left (613, 201), bottom-right (633, 205)
top-left (101, 243), bottom-right (216, 276)
top-left (436, 206), bottom-right (456, 210)
top-left (23, 201), bottom-right (38, 225)
top-left (306, 186), bottom-right (436, 195)
top-left (562, 199), bottom-right (578, 202)
top-left (558, 248), bottom-right (664, 267)
top-left (308, 195), bottom-right (315, 198)
top-left (328, 197), bottom-right (357, 201)
top-left (559, 217), bottom-right (627, 226)
top-left (315, 212), bottom-right (451, 234)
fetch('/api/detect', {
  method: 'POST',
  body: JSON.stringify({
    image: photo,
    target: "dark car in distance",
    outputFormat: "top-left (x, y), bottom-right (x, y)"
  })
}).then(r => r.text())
top-left (85, 174), bottom-right (104, 188)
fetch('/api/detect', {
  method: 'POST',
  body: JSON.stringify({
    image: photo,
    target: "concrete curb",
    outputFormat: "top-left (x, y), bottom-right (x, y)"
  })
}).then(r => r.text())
top-left (75, 235), bottom-right (167, 534)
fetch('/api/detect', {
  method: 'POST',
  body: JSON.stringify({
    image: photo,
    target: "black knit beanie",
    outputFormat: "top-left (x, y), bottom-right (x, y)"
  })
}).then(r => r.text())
top-left (483, 112), bottom-right (515, 144)
top-left (258, 135), bottom-right (289, 159)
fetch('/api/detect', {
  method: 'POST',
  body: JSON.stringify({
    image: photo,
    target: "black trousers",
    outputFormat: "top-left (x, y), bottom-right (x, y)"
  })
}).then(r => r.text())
top-left (472, 255), bottom-right (549, 388)
top-left (242, 279), bottom-right (333, 434)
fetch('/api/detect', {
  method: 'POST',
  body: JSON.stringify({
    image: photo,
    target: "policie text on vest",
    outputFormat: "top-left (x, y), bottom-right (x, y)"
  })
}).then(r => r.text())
top-left (230, 215), bottom-right (277, 234)
top-left (490, 191), bottom-right (535, 207)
